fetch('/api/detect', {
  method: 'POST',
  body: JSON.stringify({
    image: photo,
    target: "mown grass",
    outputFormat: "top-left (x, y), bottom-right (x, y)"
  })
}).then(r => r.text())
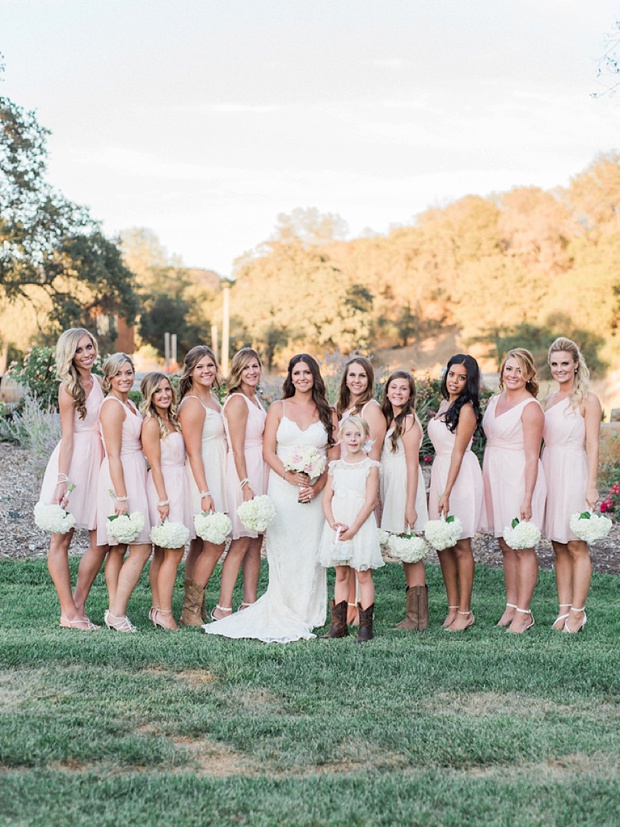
top-left (0, 560), bottom-right (619, 826)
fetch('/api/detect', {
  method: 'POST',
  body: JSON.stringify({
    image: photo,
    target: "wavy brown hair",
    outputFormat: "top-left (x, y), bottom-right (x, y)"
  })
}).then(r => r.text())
top-left (227, 348), bottom-right (262, 396)
top-left (381, 370), bottom-right (417, 453)
top-left (336, 355), bottom-right (375, 418)
top-left (282, 353), bottom-right (335, 446)
top-left (55, 328), bottom-right (99, 420)
top-left (140, 372), bottom-right (181, 438)
top-left (499, 348), bottom-right (539, 398)
top-left (179, 346), bottom-right (221, 399)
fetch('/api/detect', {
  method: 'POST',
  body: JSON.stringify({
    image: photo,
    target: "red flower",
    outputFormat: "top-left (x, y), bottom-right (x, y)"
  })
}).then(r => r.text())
top-left (600, 501), bottom-right (613, 513)
top-left (423, 455), bottom-right (432, 463)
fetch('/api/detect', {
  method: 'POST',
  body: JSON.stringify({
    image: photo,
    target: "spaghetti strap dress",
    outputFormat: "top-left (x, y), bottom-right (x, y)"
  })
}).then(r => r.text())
top-left (146, 431), bottom-right (193, 533)
top-left (482, 395), bottom-right (546, 538)
top-left (380, 424), bottom-right (428, 533)
top-left (96, 396), bottom-right (151, 546)
top-left (542, 397), bottom-right (588, 543)
top-left (39, 380), bottom-right (104, 531)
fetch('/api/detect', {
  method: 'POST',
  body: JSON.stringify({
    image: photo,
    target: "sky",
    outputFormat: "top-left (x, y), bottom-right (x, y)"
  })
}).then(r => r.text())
top-left (1, 0), bottom-right (619, 274)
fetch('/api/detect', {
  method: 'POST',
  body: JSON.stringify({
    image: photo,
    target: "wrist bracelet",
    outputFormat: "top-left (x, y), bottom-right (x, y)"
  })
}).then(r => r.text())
top-left (282, 470), bottom-right (288, 480)
top-left (157, 499), bottom-right (169, 507)
top-left (240, 478), bottom-right (250, 489)
top-left (115, 495), bottom-right (129, 502)
top-left (200, 490), bottom-right (211, 498)
top-left (57, 473), bottom-right (69, 483)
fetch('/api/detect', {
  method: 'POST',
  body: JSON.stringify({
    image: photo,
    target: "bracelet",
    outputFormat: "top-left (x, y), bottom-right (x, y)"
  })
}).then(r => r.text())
top-left (157, 499), bottom-right (169, 507)
top-left (240, 478), bottom-right (250, 489)
top-left (282, 470), bottom-right (288, 480)
top-left (115, 495), bottom-right (129, 502)
top-left (200, 490), bottom-right (211, 498)
top-left (55, 481), bottom-right (68, 487)
top-left (57, 473), bottom-right (69, 483)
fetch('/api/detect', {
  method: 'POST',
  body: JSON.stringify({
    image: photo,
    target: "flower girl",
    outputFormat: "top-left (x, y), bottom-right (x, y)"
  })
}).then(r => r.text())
top-left (319, 416), bottom-right (384, 642)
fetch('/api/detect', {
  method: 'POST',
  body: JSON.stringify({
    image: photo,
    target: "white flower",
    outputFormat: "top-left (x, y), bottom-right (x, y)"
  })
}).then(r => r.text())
top-left (387, 533), bottom-right (428, 563)
top-left (569, 511), bottom-right (612, 542)
top-left (424, 516), bottom-right (463, 551)
top-left (377, 528), bottom-right (390, 547)
top-left (282, 445), bottom-right (327, 480)
top-left (107, 512), bottom-right (146, 544)
top-left (194, 511), bottom-right (232, 544)
top-left (33, 502), bottom-right (76, 534)
top-left (236, 495), bottom-right (276, 533)
top-left (502, 519), bottom-right (541, 550)
top-left (150, 520), bottom-right (190, 549)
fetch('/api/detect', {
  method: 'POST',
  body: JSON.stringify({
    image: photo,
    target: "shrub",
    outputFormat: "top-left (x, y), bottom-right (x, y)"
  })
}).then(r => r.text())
top-left (0, 395), bottom-right (61, 461)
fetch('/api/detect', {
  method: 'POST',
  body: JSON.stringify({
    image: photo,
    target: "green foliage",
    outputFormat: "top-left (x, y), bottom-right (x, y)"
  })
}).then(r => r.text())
top-left (0, 394), bottom-right (60, 458)
top-left (8, 346), bottom-right (57, 409)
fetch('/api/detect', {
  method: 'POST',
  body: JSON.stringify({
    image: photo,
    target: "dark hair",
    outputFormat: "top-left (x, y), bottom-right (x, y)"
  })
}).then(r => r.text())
top-left (179, 346), bottom-right (221, 399)
top-left (282, 353), bottom-right (335, 446)
top-left (440, 354), bottom-right (482, 433)
top-left (381, 370), bottom-right (417, 453)
top-left (336, 355), bottom-right (375, 418)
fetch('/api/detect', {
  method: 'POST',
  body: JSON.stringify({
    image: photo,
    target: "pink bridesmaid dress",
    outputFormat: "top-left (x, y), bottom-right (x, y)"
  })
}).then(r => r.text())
top-left (146, 431), bottom-right (193, 532)
top-left (427, 416), bottom-right (484, 538)
top-left (542, 397), bottom-right (588, 543)
top-left (222, 394), bottom-right (268, 539)
top-left (39, 380), bottom-right (104, 530)
top-left (96, 396), bottom-right (151, 546)
top-left (482, 395), bottom-right (546, 537)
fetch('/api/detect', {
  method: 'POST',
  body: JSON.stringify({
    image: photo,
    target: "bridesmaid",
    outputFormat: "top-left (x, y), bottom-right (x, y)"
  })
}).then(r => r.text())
top-left (482, 348), bottom-right (546, 634)
top-left (39, 328), bottom-right (106, 629)
top-left (542, 338), bottom-right (601, 634)
top-left (428, 354), bottom-right (484, 631)
top-left (141, 372), bottom-right (192, 631)
top-left (380, 370), bottom-right (429, 630)
top-left (178, 345), bottom-right (228, 625)
top-left (97, 353), bottom-right (151, 632)
top-left (336, 355), bottom-right (387, 624)
top-left (211, 348), bottom-right (267, 620)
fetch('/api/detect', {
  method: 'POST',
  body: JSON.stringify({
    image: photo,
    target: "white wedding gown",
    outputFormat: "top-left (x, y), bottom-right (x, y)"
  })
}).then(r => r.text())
top-left (203, 415), bottom-right (328, 643)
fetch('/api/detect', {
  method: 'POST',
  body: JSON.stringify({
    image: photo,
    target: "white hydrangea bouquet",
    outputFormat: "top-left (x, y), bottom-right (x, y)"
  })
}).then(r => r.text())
top-left (282, 444), bottom-right (327, 503)
top-left (33, 502), bottom-right (77, 534)
top-left (107, 512), bottom-right (146, 544)
top-left (424, 514), bottom-right (463, 551)
top-left (387, 532), bottom-right (428, 564)
top-left (236, 495), bottom-right (276, 533)
top-left (569, 510), bottom-right (612, 542)
top-left (330, 525), bottom-right (353, 563)
top-left (377, 528), bottom-right (390, 548)
top-left (502, 518), bottom-right (541, 550)
top-left (194, 511), bottom-right (232, 544)
top-left (150, 520), bottom-right (190, 549)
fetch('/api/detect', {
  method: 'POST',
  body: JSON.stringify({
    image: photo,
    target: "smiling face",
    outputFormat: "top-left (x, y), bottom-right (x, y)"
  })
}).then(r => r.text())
top-left (73, 334), bottom-right (96, 371)
top-left (192, 355), bottom-right (218, 388)
top-left (340, 420), bottom-right (364, 454)
top-left (152, 377), bottom-right (173, 411)
top-left (446, 362), bottom-right (468, 399)
top-left (109, 361), bottom-right (135, 395)
top-left (346, 362), bottom-right (369, 399)
top-left (549, 350), bottom-right (577, 387)
top-left (502, 357), bottom-right (529, 392)
top-left (291, 361), bottom-right (314, 393)
top-left (241, 357), bottom-right (262, 389)
top-left (387, 377), bottom-right (411, 410)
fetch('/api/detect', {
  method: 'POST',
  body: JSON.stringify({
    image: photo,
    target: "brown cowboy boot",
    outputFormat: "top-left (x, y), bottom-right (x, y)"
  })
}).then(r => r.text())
top-left (415, 584), bottom-right (429, 630)
top-left (180, 579), bottom-right (205, 627)
top-left (396, 586), bottom-right (418, 630)
top-left (321, 600), bottom-right (349, 638)
top-left (356, 602), bottom-right (374, 642)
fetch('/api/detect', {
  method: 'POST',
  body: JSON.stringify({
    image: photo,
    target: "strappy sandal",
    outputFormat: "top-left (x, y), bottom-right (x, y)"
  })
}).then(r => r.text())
top-left (446, 609), bottom-right (475, 632)
top-left (59, 615), bottom-right (100, 631)
top-left (104, 610), bottom-right (137, 633)
top-left (148, 606), bottom-right (159, 625)
top-left (152, 608), bottom-right (177, 630)
top-left (507, 607), bottom-right (535, 633)
top-left (552, 604), bottom-right (570, 630)
top-left (237, 602), bottom-right (255, 611)
top-left (442, 605), bottom-right (459, 627)
top-left (563, 606), bottom-right (587, 634)
top-left (210, 605), bottom-right (233, 621)
top-left (497, 602), bottom-right (518, 627)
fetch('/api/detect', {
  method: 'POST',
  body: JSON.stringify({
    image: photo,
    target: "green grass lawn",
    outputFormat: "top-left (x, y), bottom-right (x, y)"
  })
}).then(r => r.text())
top-left (0, 559), bottom-right (619, 826)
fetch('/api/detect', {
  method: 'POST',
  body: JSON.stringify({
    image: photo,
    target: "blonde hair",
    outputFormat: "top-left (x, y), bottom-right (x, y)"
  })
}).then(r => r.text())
top-left (499, 348), bottom-right (539, 398)
top-left (227, 348), bottom-right (262, 396)
top-left (102, 353), bottom-right (135, 393)
top-left (339, 415), bottom-right (370, 445)
top-left (548, 337), bottom-right (590, 410)
top-left (55, 328), bottom-right (99, 420)
top-left (179, 346), bottom-right (221, 399)
top-left (140, 372), bottom-right (181, 438)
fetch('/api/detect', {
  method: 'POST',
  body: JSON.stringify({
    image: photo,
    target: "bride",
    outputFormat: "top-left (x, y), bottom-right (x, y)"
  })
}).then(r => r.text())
top-left (204, 354), bottom-right (338, 642)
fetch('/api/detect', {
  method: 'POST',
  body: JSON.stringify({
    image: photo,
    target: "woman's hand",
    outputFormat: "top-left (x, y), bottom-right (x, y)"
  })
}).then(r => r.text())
top-left (157, 503), bottom-right (170, 522)
top-left (200, 493), bottom-right (215, 513)
top-left (53, 481), bottom-right (69, 507)
top-left (405, 507), bottom-right (418, 531)
top-left (585, 485), bottom-right (599, 510)
top-left (519, 499), bottom-right (532, 522)
top-left (114, 499), bottom-right (129, 516)
top-left (242, 484), bottom-right (255, 502)
top-left (339, 526), bottom-right (357, 542)
top-left (298, 482), bottom-right (318, 503)
top-left (286, 471), bottom-right (310, 487)
top-left (437, 493), bottom-right (450, 517)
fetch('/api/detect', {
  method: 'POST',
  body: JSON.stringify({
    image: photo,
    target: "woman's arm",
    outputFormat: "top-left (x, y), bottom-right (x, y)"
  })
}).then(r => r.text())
top-left (437, 403), bottom-right (477, 517)
top-left (54, 383), bottom-right (76, 506)
top-left (583, 392), bottom-right (602, 509)
top-left (340, 465), bottom-right (380, 541)
top-left (99, 400), bottom-right (129, 516)
top-left (142, 417), bottom-right (169, 522)
top-left (179, 398), bottom-right (214, 513)
top-left (520, 401), bottom-right (545, 522)
top-left (364, 401), bottom-right (387, 462)
top-left (263, 401), bottom-right (310, 486)
top-left (402, 415), bottom-right (423, 530)
top-left (224, 395), bottom-right (253, 501)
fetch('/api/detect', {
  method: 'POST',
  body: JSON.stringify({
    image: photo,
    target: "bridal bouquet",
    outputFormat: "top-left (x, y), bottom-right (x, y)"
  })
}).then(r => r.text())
top-left (569, 510), bottom-right (612, 542)
top-left (424, 515), bottom-right (463, 551)
top-left (107, 512), bottom-right (146, 544)
top-left (387, 532), bottom-right (428, 564)
top-left (33, 502), bottom-right (77, 534)
top-left (194, 511), bottom-right (232, 544)
top-left (236, 495), bottom-right (276, 533)
top-left (283, 445), bottom-right (327, 503)
top-left (502, 518), bottom-right (541, 550)
top-left (150, 520), bottom-right (190, 549)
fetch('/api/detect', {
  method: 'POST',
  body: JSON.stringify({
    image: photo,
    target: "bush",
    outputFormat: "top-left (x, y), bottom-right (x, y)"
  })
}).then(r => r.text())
top-left (0, 395), bottom-right (61, 460)
top-left (8, 347), bottom-right (58, 410)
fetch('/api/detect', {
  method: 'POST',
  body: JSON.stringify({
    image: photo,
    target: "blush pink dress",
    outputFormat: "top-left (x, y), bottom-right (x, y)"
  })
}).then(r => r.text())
top-left (542, 397), bottom-right (588, 543)
top-left (427, 415), bottom-right (484, 539)
top-left (146, 431), bottom-right (193, 534)
top-left (482, 395), bottom-right (546, 538)
top-left (222, 393), bottom-right (268, 539)
top-left (380, 422), bottom-right (428, 534)
top-left (40, 380), bottom-right (104, 530)
top-left (96, 396), bottom-right (151, 546)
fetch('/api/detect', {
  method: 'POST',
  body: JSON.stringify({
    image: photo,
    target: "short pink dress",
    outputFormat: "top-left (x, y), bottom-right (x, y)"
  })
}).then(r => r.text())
top-left (542, 397), bottom-right (588, 543)
top-left (427, 415), bottom-right (484, 539)
top-left (96, 396), bottom-right (151, 546)
top-left (222, 393), bottom-right (268, 539)
top-left (482, 395), bottom-right (546, 538)
top-left (146, 431), bottom-right (193, 534)
top-left (40, 380), bottom-right (104, 530)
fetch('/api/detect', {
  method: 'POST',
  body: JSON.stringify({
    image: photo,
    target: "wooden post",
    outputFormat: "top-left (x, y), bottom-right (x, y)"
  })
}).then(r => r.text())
top-left (222, 279), bottom-right (231, 376)
top-left (164, 332), bottom-right (170, 368)
top-left (211, 324), bottom-right (219, 361)
top-left (171, 334), bottom-right (177, 364)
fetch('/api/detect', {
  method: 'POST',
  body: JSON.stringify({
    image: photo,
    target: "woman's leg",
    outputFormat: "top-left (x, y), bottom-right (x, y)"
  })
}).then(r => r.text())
top-left (437, 548), bottom-right (459, 627)
top-left (497, 539), bottom-right (518, 626)
top-left (403, 560), bottom-right (425, 587)
top-left (194, 541), bottom-right (226, 591)
top-left (73, 531), bottom-right (107, 618)
top-left (333, 565), bottom-right (351, 605)
top-left (184, 537), bottom-right (202, 581)
top-left (563, 539), bottom-right (591, 632)
top-left (149, 546), bottom-right (164, 613)
top-left (356, 569), bottom-right (375, 610)
top-left (241, 537), bottom-right (262, 606)
top-left (551, 540), bottom-right (573, 629)
top-left (448, 538), bottom-right (475, 631)
top-left (213, 537), bottom-right (251, 618)
top-left (48, 529), bottom-right (82, 624)
top-left (346, 568), bottom-right (359, 624)
top-left (154, 547), bottom-right (184, 629)
top-left (109, 543), bottom-right (152, 617)
top-left (104, 545), bottom-right (125, 612)
top-left (507, 548), bottom-right (538, 633)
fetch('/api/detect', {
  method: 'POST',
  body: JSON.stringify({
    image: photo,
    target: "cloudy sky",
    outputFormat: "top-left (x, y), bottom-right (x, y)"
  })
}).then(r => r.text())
top-left (2, 0), bottom-right (619, 273)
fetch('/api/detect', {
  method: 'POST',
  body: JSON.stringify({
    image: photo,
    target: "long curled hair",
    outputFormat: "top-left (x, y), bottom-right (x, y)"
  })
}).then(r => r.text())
top-left (499, 348), bottom-right (539, 398)
top-left (548, 337), bottom-right (590, 410)
top-left (336, 355), bottom-right (375, 418)
top-left (282, 353), bottom-right (335, 446)
top-left (102, 353), bottom-right (134, 394)
top-left (55, 328), bottom-right (99, 420)
top-left (440, 354), bottom-right (482, 434)
top-left (227, 348), bottom-right (262, 396)
top-left (140, 372), bottom-right (181, 438)
top-left (381, 370), bottom-right (417, 453)
top-left (179, 345), bottom-right (221, 399)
